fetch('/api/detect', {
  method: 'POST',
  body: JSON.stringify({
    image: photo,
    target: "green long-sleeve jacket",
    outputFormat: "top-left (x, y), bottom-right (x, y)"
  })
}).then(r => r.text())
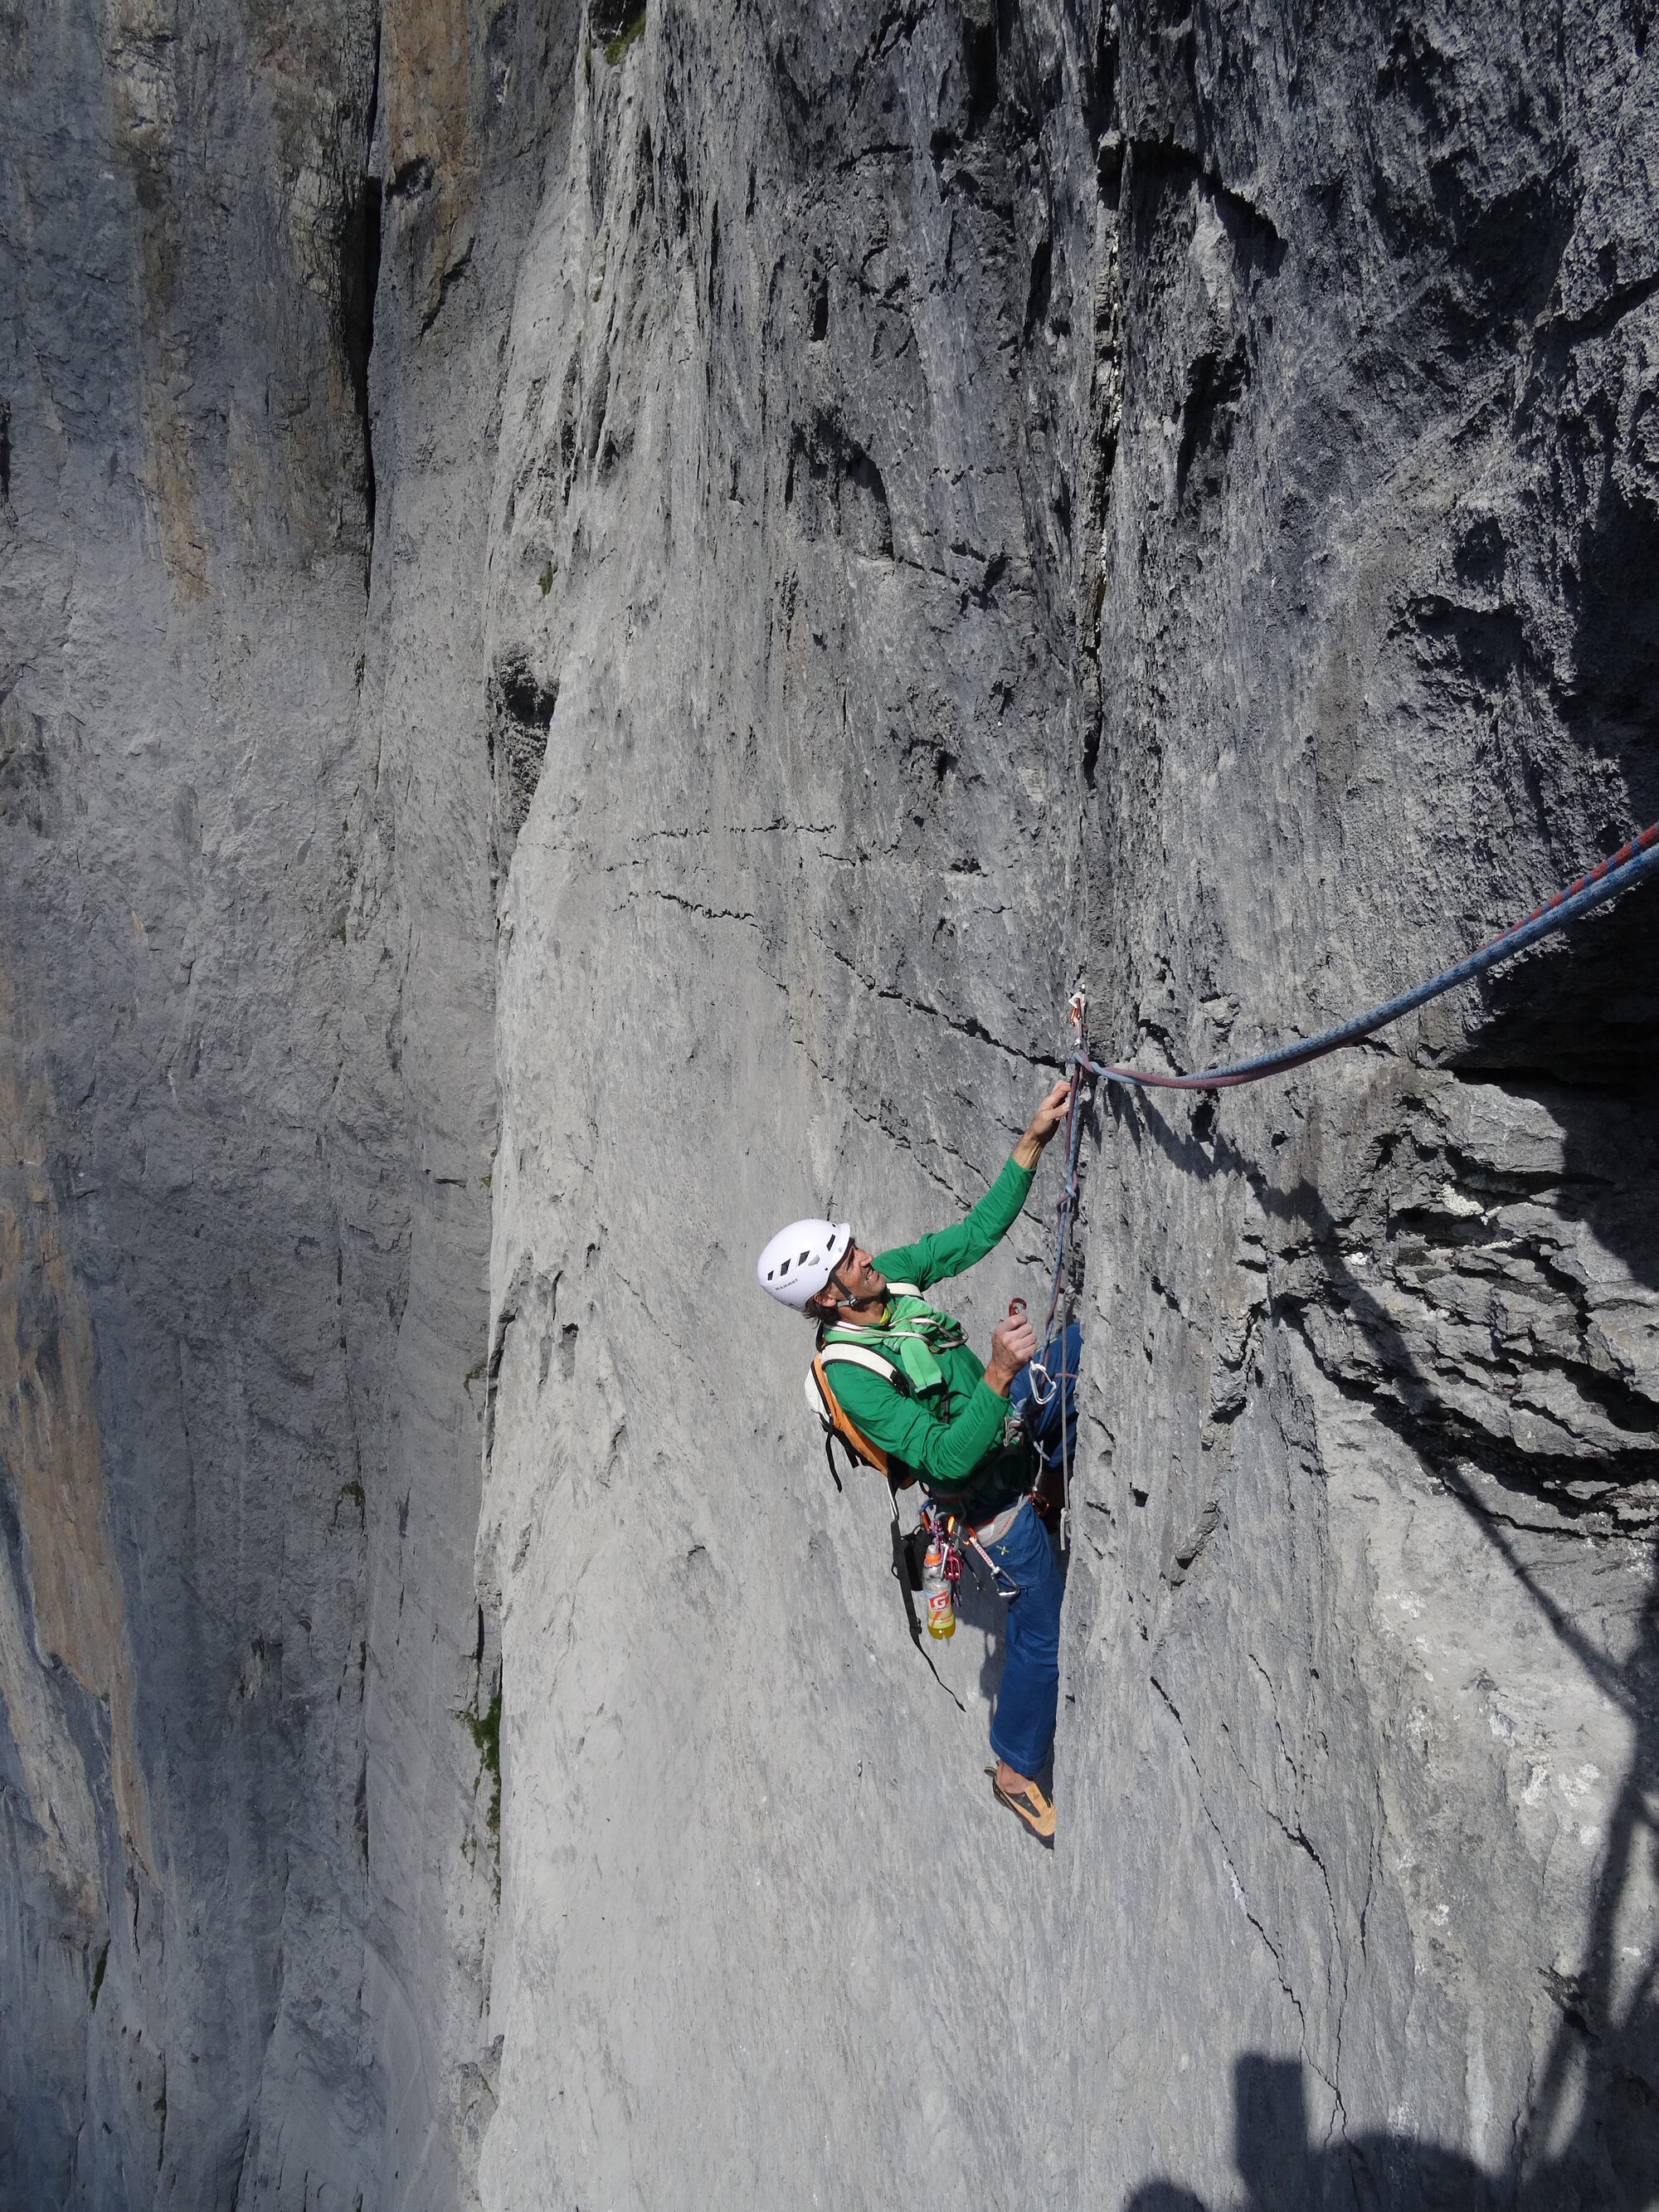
top-left (820, 1154), bottom-right (1034, 1502)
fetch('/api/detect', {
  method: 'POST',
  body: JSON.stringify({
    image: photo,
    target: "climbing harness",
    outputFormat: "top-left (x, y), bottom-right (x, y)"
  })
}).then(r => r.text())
top-left (917, 1498), bottom-right (1023, 1639)
top-left (807, 1307), bottom-right (1030, 1676)
top-left (898, 1497), bottom-right (1023, 1644)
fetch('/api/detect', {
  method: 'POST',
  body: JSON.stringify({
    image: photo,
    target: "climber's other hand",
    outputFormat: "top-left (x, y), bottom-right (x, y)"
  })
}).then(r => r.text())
top-left (985, 1312), bottom-right (1038, 1395)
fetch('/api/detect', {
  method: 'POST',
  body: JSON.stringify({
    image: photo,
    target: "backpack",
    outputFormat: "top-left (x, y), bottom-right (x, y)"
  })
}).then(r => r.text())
top-left (805, 1279), bottom-right (935, 1488)
top-left (804, 1337), bottom-right (937, 1649)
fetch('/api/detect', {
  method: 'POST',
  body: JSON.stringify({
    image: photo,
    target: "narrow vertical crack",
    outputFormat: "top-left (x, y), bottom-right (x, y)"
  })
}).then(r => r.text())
top-left (342, 22), bottom-right (382, 557)
top-left (1152, 1673), bottom-right (1346, 2123)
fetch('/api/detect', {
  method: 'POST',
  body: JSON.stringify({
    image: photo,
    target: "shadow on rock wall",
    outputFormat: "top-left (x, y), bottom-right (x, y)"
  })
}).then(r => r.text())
top-left (1126, 2054), bottom-right (1493, 2209)
top-left (1126, 1809), bottom-right (1659, 2207)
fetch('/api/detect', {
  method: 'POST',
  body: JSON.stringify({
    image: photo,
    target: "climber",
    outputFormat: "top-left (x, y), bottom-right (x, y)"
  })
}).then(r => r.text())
top-left (757, 1078), bottom-right (1079, 1843)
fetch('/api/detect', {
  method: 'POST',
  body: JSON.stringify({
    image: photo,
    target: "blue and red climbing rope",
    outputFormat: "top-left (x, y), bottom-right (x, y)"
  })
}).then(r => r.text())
top-left (1080, 821), bottom-right (1659, 1094)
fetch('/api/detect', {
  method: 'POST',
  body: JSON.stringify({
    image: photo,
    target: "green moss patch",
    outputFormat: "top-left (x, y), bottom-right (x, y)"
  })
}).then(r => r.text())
top-left (460, 1684), bottom-right (502, 1834)
top-left (603, 4), bottom-right (645, 64)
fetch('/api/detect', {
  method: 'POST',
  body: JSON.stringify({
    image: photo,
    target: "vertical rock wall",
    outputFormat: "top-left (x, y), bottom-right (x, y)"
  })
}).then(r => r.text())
top-left (1, 1), bottom-right (573, 2203)
top-left (2, 0), bottom-right (1657, 2205)
top-left (478, 3), bottom-right (1658, 2208)
top-left (475, 6), bottom-right (1102, 2205)
top-left (1067, 2), bottom-right (1659, 2201)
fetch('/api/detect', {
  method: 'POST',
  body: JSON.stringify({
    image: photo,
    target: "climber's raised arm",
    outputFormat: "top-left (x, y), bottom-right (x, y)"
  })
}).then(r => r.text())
top-left (871, 1075), bottom-right (1075, 1294)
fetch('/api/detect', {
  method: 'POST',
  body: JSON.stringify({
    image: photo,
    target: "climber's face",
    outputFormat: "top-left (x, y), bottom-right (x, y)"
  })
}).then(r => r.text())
top-left (826, 1239), bottom-right (886, 1309)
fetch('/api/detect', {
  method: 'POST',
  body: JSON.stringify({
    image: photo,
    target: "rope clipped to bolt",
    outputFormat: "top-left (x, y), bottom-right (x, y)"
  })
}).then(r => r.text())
top-left (1027, 992), bottom-right (1089, 1410)
top-left (1024, 821), bottom-right (1659, 1542)
top-left (1019, 995), bottom-right (1090, 1551)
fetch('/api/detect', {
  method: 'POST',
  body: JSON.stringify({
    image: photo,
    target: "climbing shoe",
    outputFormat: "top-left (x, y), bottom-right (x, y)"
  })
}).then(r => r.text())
top-left (987, 1766), bottom-right (1055, 1844)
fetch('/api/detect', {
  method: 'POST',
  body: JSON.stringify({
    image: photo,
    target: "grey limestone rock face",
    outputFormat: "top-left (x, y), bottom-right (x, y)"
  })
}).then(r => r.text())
top-left (478, 2), bottom-right (1659, 2206)
top-left (1066, 2), bottom-right (1659, 2200)
top-left (2, 0), bottom-right (1657, 2207)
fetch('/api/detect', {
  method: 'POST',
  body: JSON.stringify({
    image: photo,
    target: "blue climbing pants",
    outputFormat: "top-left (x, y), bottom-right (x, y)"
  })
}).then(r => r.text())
top-left (979, 1327), bottom-right (1078, 1776)
top-left (982, 1497), bottom-right (1064, 1778)
top-left (982, 1327), bottom-right (1083, 1778)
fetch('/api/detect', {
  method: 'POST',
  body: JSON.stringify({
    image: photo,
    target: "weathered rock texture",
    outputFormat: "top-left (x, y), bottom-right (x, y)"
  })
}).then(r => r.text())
top-left (2, 1), bottom-right (572, 2203)
top-left (1070, 2), bottom-right (1659, 2200)
top-left (3, 0), bottom-right (1657, 2206)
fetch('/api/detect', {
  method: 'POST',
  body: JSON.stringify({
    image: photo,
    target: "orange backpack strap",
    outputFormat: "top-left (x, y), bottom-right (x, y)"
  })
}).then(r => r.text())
top-left (807, 1342), bottom-right (910, 1485)
top-left (807, 1347), bottom-right (933, 1655)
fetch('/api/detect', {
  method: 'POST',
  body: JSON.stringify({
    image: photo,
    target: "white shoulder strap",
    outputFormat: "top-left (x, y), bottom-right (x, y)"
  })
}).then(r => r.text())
top-left (805, 1341), bottom-right (901, 1430)
top-left (886, 1281), bottom-right (922, 1297)
top-left (816, 1342), bottom-right (900, 1381)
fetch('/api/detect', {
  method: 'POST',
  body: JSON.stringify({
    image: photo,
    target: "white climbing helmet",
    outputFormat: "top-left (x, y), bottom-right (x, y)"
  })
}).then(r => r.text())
top-left (757, 1217), bottom-right (851, 1309)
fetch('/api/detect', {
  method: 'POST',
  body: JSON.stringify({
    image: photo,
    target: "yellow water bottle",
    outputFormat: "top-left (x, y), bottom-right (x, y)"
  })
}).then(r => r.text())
top-left (922, 1527), bottom-right (956, 1640)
